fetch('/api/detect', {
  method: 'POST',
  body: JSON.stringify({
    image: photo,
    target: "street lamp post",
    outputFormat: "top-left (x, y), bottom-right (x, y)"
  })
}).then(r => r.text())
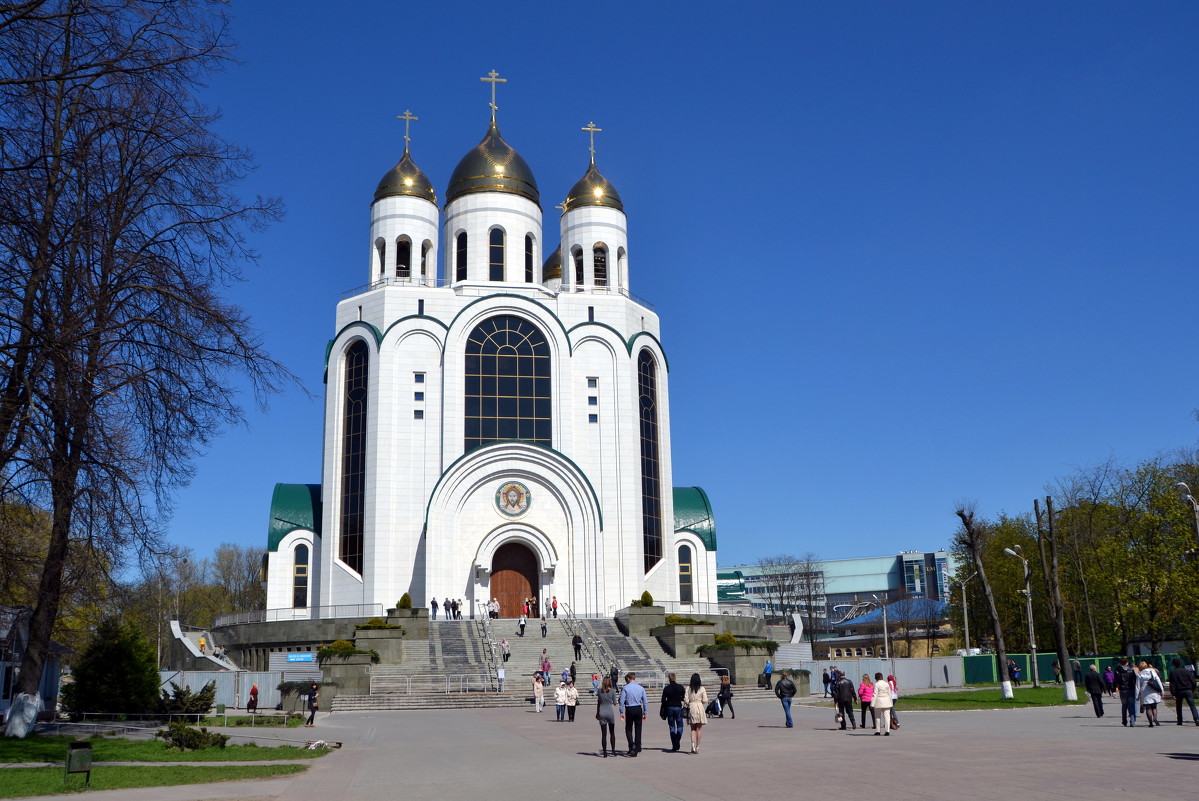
top-left (1003, 545), bottom-right (1039, 688)
top-left (1174, 483), bottom-right (1199, 556)
top-left (872, 594), bottom-right (890, 669)
top-left (957, 572), bottom-right (978, 653)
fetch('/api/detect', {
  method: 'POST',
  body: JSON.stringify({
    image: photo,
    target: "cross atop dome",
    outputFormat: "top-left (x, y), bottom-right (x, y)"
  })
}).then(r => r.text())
top-left (396, 109), bottom-right (418, 152)
top-left (481, 69), bottom-right (507, 123)
top-left (582, 121), bottom-right (602, 164)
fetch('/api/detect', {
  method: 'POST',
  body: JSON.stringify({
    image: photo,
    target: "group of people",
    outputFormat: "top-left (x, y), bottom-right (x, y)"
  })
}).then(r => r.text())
top-left (1085, 657), bottom-right (1199, 727)
top-left (429, 597), bottom-right (464, 620)
top-left (592, 671), bottom-right (715, 756)
top-left (827, 671), bottom-right (900, 734)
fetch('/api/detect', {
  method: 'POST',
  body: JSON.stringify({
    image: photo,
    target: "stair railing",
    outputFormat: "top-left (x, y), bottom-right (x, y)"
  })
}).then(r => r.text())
top-left (560, 602), bottom-right (617, 684)
top-left (476, 613), bottom-right (500, 691)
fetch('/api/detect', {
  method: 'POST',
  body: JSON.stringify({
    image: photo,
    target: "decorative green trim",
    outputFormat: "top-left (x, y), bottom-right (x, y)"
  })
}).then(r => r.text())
top-left (323, 322), bottom-right (385, 383)
top-left (381, 313), bottom-right (450, 341)
top-left (445, 294), bottom-right (573, 355)
top-left (423, 441), bottom-right (604, 531)
top-left (267, 483), bottom-right (322, 552)
top-left (628, 331), bottom-right (670, 371)
top-left (673, 486), bottom-right (716, 551)
top-left (566, 322), bottom-right (671, 371)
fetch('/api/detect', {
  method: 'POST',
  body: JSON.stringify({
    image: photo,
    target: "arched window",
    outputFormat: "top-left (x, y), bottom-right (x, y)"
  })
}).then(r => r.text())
top-left (489, 228), bottom-right (505, 281)
top-left (395, 237), bottom-right (411, 278)
top-left (375, 237), bottom-right (386, 274)
top-left (421, 241), bottom-right (432, 279)
top-left (638, 349), bottom-right (662, 572)
top-left (339, 340), bottom-right (368, 574)
top-left (593, 244), bottom-right (608, 288)
top-left (456, 232), bottom-right (468, 282)
top-left (571, 246), bottom-right (584, 286)
top-left (464, 316), bottom-right (551, 452)
top-left (293, 544), bottom-right (309, 609)
top-left (524, 234), bottom-right (534, 282)
top-left (678, 544), bottom-right (693, 604)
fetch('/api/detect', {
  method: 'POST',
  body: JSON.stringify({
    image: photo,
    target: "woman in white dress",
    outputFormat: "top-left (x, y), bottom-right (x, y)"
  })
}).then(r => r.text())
top-left (686, 673), bottom-right (708, 753)
top-left (1136, 660), bottom-right (1164, 727)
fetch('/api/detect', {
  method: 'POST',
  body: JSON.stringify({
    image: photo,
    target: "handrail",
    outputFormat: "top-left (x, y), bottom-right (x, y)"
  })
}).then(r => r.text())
top-left (455, 674), bottom-right (493, 693)
top-left (560, 602), bottom-right (617, 683)
top-left (476, 614), bottom-right (500, 691)
top-left (215, 603), bottom-right (384, 628)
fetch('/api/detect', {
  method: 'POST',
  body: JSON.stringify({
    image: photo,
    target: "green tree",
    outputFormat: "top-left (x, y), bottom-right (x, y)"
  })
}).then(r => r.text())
top-left (62, 619), bottom-right (159, 715)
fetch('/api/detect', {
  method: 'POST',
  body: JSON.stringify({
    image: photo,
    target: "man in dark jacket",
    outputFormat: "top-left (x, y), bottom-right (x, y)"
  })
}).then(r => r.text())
top-left (660, 673), bottom-right (687, 751)
top-left (572, 633), bottom-right (584, 661)
top-left (833, 674), bottom-right (858, 729)
top-left (1169, 658), bottom-right (1199, 726)
top-left (775, 673), bottom-right (797, 728)
top-left (1083, 664), bottom-right (1107, 718)
top-left (1114, 657), bottom-right (1138, 727)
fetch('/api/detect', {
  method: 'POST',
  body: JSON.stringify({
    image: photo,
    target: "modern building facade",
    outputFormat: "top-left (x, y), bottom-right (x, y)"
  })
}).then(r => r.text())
top-left (261, 77), bottom-right (718, 620)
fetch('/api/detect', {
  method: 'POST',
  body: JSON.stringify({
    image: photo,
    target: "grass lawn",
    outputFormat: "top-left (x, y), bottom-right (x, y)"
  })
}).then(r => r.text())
top-left (0, 763), bottom-right (306, 798)
top-left (199, 714), bottom-right (304, 728)
top-left (899, 686), bottom-right (1089, 711)
top-left (0, 734), bottom-right (329, 764)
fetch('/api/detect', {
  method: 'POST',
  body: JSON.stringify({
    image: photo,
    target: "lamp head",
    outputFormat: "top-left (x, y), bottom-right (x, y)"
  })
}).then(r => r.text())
top-left (1003, 547), bottom-right (1020, 558)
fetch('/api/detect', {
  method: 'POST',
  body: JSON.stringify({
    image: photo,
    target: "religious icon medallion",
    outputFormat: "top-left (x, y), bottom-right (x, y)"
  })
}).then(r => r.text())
top-left (496, 481), bottom-right (530, 517)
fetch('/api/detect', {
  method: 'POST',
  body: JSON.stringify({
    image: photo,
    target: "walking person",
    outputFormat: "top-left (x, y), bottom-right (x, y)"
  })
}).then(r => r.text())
top-left (305, 683), bottom-right (319, 727)
top-left (430, 597), bottom-right (438, 620)
top-left (1136, 660), bottom-right (1164, 727)
top-left (541, 616), bottom-right (548, 637)
top-left (532, 673), bottom-right (545, 713)
top-left (871, 672), bottom-right (893, 735)
top-left (1169, 658), bottom-right (1199, 726)
top-left (774, 671), bottom-right (797, 728)
top-left (566, 680), bottom-right (579, 721)
top-left (554, 681), bottom-right (568, 721)
top-left (822, 669), bottom-right (831, 698)
top-left (1084, 664), bottom-right (1106, 718)
top-left (1104, 665), bottom-right (1117, 697)
top-left (552, 595), bottom-right (558, 618)
top-left (530, 596), bottom-right (538, 620)
top-left (686, 673), bottom-right (708, 753)
top-left (717, 674), bottom-right (734, 720)
top-left (763, 658), bottom-right (773, 689)
top-left (619, 672), bottom-right (648, 756)
top-left (661, 672), bottom-right (686, 751)
top-left (858, 673), bottom-right (877, 729)
top-left (501, 638), bottom-right (510, 662)
top-left (596, 677), bottom-right (618, 757)
top-left (570, 661), bottom-right (577, 686)
top-left (518, 614), bottom-right (526, 637)
top-left (609, 663), bottom-right (620, 692)
top-left (540, 649), bottom-right (551, 682)
top-left (1115, 657), bottom-right (1138, 726)
top-left (833, 672), bottom-right (858, 729)
top-left (572, 632), bottom-right (584, 661)
top-left (886, 675), bottom-right (901, 728)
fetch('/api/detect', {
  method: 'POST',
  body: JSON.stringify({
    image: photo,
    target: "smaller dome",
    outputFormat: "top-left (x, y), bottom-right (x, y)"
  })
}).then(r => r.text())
top-left (374, 148), bottom-right (436, 204)
top-left (562, 161), bottom-right (623, 213)
top-left (542, 245), bottom-right (562, 281)
top-left (446, 120), bottom-right (539, 205)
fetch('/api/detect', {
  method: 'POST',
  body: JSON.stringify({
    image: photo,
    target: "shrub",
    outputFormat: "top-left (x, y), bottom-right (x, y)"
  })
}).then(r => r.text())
top-left (62, 619), bottom-right (159, 715)
top-left (664, 615), bottom-right (715, 626)
top-left (397, 593), bottom-right (412, 609)
top-left (326, 639), bottom-right (355, 653)
top-left (355, 619), bottom-right (404, 632)
top-left (640, 590), bottom-right (654, 606)
top-left (696, 636), bottom-right (779, 656)
top-left (713, 632), bottom-right (737, 647)
top-left (317, 640), bottom-right (380, 663)
top-left (156, 722), bottom-right (229, 751)
top-left (159, 680), bottom-right (217, 715)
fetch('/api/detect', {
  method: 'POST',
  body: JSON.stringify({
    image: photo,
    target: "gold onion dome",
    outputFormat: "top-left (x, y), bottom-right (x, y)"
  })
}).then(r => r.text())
top-left (542, 244), bottom-right (562, 281)
top-left (446, 120), bottom-right (539, 204)
top-left (374, 148), bottom-right (436, 203)
top-left (562, 161), bottom-right (623, 213)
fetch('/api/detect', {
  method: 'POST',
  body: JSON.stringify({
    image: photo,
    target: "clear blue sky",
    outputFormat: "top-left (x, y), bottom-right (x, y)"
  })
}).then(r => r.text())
top-left (167, 1), bottom-right (1199, 569)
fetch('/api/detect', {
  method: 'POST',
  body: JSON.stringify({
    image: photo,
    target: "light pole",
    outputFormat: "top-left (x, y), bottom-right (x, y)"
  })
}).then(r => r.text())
top-left (1174, 483), bottom-right (1199, 555)
top-left (957, 572), bottom-right (978, 653)
top-left (872, 593), bottom-right (891, 669)
top-left (1003, 545), bottom-right (1039, 688)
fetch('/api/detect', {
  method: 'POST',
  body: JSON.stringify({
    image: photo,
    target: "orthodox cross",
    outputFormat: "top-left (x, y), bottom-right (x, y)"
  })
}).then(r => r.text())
top-left (481, 70), bottom-right (507, 122)
top-left (581, 121), bottom-right (602, 164)
top-left (397, 109), bottom-right (418, 151)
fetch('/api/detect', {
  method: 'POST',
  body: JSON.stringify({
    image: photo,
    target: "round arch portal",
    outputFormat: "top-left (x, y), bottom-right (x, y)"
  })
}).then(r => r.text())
top-left (491, 542), bottom-right (538, 618)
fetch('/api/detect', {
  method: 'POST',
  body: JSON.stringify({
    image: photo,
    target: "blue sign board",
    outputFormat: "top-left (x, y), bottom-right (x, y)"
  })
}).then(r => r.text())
top-left (286, 653), bottom-right (315, 663)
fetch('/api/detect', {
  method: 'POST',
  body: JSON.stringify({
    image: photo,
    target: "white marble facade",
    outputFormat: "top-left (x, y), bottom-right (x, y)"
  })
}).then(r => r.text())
top-left (264, 95), bottom-right (717, 618)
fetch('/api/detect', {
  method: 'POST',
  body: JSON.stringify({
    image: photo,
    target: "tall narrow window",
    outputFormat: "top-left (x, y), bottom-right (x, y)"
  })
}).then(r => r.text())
top-left (339, 341), bottom-right (368, 574)
top-left (678, 545), bottom-right (693, 604)
top-left (421, 241), bottom-right (432, 280)
top-left (489, 228), bottom-right (505, 281)
top-left (293, 544), bottom-right (309, 608)
top-left (638, 349), bottom-right (662, 572)
top-left (456, 232), bottom-right (468, 281)
top-left (571, 246), bottom-right (584, 286)
top-left (524, 234), bottom-right (534, 282)
top-left (593, 244), bottom-right (608, 288)
top-left (396, 237), bottom-right (411, 278)
top-left (375, 238), bottom-right (386, 274)
top-left (464, 316), bottom-right (551, 452)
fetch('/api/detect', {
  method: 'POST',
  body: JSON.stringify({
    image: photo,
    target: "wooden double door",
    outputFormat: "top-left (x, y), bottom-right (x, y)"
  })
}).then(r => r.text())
top-left (490, 542), bottom-right (539, 618)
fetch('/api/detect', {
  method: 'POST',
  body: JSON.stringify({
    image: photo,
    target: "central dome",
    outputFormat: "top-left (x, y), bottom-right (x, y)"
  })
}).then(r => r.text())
top-left (446, 120), bottom-right (539, 205)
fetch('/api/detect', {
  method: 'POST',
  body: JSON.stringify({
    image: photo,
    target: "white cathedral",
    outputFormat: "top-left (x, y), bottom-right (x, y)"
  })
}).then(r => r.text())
top-left (263, 75), bottom-right (718, 619)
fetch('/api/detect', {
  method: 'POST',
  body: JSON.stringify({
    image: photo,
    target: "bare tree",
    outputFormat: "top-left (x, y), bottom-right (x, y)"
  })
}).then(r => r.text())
top-left (1, 1), bottom-right (290, 737)
top-left (794, 551), bottom-right (825, 645)
top-left (955, 504), bottom-right (1015, 698)
top-left (755, 553), bottom-right (802, 621)
top-left (1035, 496), bottom-right (1077, 700)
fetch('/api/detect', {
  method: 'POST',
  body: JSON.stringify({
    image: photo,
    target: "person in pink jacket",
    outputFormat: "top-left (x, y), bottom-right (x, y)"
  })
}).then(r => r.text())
top-left (858, 673), bottom-right (876, 729)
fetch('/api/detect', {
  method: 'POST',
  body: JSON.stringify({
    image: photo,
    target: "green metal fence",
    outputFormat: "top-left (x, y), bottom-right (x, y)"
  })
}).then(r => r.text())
top-left (963, 652), bottom-right (1180, 685)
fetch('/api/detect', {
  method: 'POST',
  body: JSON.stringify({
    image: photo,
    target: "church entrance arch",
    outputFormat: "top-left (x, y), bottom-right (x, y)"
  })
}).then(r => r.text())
top-left (491, 542), bottom-right (539, 618)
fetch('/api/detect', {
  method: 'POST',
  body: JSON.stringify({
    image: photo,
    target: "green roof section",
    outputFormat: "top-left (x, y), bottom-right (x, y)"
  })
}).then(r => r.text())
top-left (673, 486), bottom-right (716, 551)
top-left (716, 569), bottom-right (748, 603)
top-left (267, 483), bottom-right (322, 552)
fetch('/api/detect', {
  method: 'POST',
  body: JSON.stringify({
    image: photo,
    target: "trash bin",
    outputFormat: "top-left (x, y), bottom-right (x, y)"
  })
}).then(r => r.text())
top-left (65, 742), bottom-right (92, 785)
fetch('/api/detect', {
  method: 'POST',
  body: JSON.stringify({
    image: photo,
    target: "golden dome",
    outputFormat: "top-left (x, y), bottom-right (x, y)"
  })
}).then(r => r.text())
top-left (446, 120), bottom-right (539, 205)
top-left (373, 148), bottom-right (436, 204)
top-left (562, 161), bottom-right (623, 213)
top-left (542, 245), bottom-right (562, 281)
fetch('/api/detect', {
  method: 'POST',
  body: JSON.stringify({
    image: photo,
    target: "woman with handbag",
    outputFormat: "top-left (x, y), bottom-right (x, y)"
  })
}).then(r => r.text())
top-left (596, 677), bottom-right (618, 756)
top-left (1136, 661), bottom-right (1164, 727)
top-left (686, 673), bottom-right (708, 753)
top-left (886, 674), bottom-right (901, 728)
top-left (717, 674), bottom-right (734, 719)
top-left (871, 672), bottom-right (893, 736)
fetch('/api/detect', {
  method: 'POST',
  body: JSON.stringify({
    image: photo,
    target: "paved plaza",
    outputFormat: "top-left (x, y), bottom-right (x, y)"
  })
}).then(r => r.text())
top-left (14, 694), bottom-right (1198, 801)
